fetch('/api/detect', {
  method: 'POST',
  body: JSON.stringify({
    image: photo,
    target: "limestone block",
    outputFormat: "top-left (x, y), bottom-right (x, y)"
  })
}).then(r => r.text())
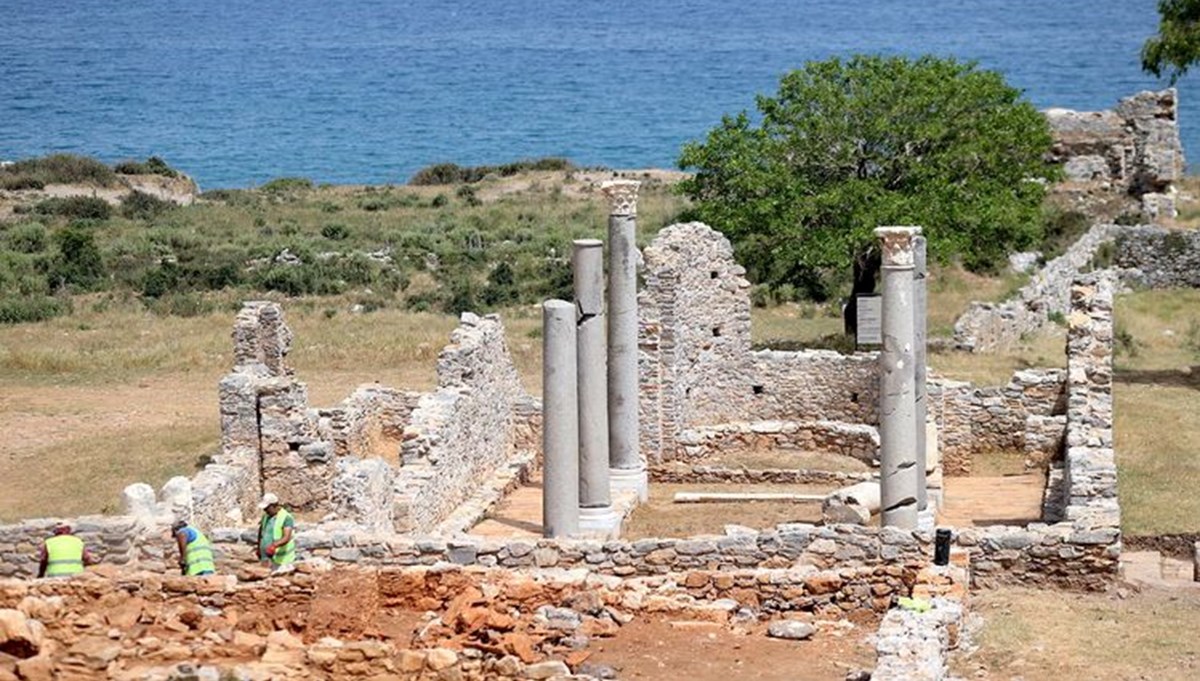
top-left (159, 477), bottom-right (193, 521)
top-left (121, 483), bottom-right (158, 518)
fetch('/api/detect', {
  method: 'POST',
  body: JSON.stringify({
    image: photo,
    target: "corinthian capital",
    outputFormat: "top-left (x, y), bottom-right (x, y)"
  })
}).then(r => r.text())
top-left (874, 226), bottom-right (922, 268)
top-left (600, 180), bottom-right (641, 217)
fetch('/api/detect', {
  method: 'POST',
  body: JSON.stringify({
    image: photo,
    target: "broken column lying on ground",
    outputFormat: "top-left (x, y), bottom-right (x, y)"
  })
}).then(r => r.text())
top-left (573, 239), bottom-right (619, 533)
top-left (542, 299), bottom-right (580, 538)
top-left (876, 226), bottom-right (921, 530)
top-left (602, 179), bottom-right (648, 501)
top-left (913, 235), bottom-right (929, 511)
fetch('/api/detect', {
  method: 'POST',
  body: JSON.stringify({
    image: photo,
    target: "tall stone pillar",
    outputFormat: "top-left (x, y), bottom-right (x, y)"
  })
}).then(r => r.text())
top-left (913, 235), bottom-right (929, 511)
top-left (573, 240), bottom-right (619, 532)
top-left (542, 299), bottom-right (580, 538)
top-left (875, 226), bottom-right (921, 530)
top-left (602, 180), bottom-right (648, 501)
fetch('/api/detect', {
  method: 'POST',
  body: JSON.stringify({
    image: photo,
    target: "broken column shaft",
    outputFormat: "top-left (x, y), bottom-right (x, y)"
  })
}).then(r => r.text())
top-left (876, 226), bottom-right (921, 530)
top-left (602, 180), bottom-right (648, 501)
top-left (542, 299), bottom-right (580, 537)
top-left (913, 235), bottom-right (929, 511)
top-left (573, 239), bottom-right (618, 530)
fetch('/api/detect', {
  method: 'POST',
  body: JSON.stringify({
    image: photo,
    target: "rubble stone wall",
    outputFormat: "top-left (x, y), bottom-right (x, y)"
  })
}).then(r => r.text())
top-left (1115, 225), bottom-right (1200, 289)
top-left (319, 385), bottom-right (420, 462)
top-left (671, 420), bottom-right (879, 465)
top-left (1061, 274), bottom-right (1121, 531)
top-left (749, 350), bottom-right (880, 424)
top-left (952, 223), bottom-right (1116, 352)
top-left (393, 313), bottom-right (530, 534)
top-left (931, 370), bottom-right (1066, 475)
top-left (1046, 88), bottom-right (1183, 216)
top-left (0, 516), bottom-right (164, 578)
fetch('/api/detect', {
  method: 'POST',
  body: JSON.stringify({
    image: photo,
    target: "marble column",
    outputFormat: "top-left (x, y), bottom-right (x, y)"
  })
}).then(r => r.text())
top-left (542, 299), bottom-right (580, 537)
top-left (913, 235), bottom-right (929, 511)
top-left (601, 180), bottom-right (648, 501)
top-left (573, 239), bottom-right (619, 531)
top-left (875, 226), bottom-right (921, 530)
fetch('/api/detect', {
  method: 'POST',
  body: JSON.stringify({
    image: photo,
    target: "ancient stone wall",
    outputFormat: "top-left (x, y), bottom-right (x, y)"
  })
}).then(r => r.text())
top-left (1060, 274), bottom-right (1121, 531)
top-left (931, 369), bottom-right (1066, 475)
top-left (638, 222), bottom-right (755, 460)
top-left (393, 313), bottom-right (531, 534)
top-left (319, 386), bottom-right (420, 462)
top-left (1116, 225), bottom-right (1200, 289)
top-left (952, 223), bottom-right (1116, 352)
top-left (638, 223), bottom-right (884, 462)
top-left (672, 420), bottom-right (879, 465)
top-left (1046, 88), bottom-right (1183, 217)
top-left (0, 516), bottom-right (162, 578)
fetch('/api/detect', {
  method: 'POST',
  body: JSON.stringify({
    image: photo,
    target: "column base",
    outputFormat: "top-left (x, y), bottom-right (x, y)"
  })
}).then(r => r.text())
top-left (609, 466), bottom-right (649, 502)
top-left (577, 505), bottom-right (623, 539)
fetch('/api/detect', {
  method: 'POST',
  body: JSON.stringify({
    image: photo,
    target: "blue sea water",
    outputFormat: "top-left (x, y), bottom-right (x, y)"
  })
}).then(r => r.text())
top-left (0, 0), bottom-right (1186, 189)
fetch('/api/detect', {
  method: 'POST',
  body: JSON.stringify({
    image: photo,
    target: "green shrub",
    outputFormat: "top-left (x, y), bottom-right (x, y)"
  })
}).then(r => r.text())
top-left (113, 156), bottom-right (179, 177)
top-left (409, 157), bottom-right (574, 185)
top-left (1115, 211), bottom-right (1144, 226)
top-left (0, 296), bottom-right (69, 324)
top-left (456, 184), bottom-right (482, 207)
top-left (33, 196), bottom-right (113, 220)
top-left (431, 194), bottom-right (449, 208)
top-left (145, 292), bottom-right (216, 317)
top-left (1047, 310), bottom-right (1067, 327)
top-left (0, 174), bottom-right (44, 191)
top-left (6, 222), bottom-right (49, 254)
top-left (121, 190), bottom-right (175, 220)
top-left (321, 223), bottom-right (350, 240)
top-left (46, 226), bottom-right (105, 291)
top-left (1115, 323), bottom-right (1141, 358)
top-left (0, 154), bottom-right (118, 186)
top-left (260, 177), bottom-right (313, 193)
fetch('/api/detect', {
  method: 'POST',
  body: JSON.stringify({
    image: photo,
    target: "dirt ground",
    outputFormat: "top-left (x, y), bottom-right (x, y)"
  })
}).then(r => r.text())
top-left (622, 483), bottom-right (830, 539)
top-left (589, 617), bottom-right (876, 681)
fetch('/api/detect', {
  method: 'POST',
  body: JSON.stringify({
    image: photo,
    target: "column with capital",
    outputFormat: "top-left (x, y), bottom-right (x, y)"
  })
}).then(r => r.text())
top-left (875, 226), bottom-right (921, 529)
top-left (601, 180), bottom-right (648, 501)
top-left (913, 235), bottom-right (929, 511)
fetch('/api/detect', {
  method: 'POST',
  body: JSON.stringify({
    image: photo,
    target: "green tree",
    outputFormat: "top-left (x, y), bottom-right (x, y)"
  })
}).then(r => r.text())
top-left (678, 55), bottom-right (1058, 326)
top-left (1142, 0), bottom-right (1200, 83)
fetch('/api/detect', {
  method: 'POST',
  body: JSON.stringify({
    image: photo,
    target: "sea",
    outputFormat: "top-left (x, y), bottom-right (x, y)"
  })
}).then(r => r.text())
top-left (0, 0), bottom-right (1186, 189)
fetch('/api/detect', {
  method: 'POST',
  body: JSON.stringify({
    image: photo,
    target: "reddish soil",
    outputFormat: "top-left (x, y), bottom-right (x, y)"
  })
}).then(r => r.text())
top-left (587, 617), bottom-right (876, 681)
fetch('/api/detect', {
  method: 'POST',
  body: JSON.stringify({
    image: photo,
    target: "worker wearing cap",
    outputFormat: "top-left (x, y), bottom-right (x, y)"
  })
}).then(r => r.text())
top-left (256, 493), bottom-right (295, 568)
top-left (37, 524), bottom-right (99, 578)
top-left (172, 520), bottom-right (216, 576)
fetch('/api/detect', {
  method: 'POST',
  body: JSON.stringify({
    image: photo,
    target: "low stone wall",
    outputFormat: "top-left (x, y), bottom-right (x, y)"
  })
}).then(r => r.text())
top-left (932, 369), bottom-right (1066, 475)
top-left (0, 516), bottom-right (162, 578)
top-left (953, 223), bottom-right (1116, 352)
top-left (671, 420), bottom-right (878, 464)
top-left (872, 597), bottom-right (965, 681)
top-left (650, 464), bottom-right (873, 487)
top-left (1116, 225), bottom-right (1200, 289)
top-left (394, 312), bottom-right (532, 534)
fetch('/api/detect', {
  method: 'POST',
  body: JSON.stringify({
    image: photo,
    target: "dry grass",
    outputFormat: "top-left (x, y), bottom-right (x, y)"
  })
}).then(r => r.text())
top-left (622, 483), bottom-right (830, 539)
top-left (926, 266), bottom-right (1029, 337)
top-left (953, 587), bottom-right (1200, 680)
top-left (929, 329), bottom-right (1066, 386)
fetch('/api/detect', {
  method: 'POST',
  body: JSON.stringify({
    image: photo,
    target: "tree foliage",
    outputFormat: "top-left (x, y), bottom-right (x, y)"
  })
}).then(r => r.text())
top-left (1142, 0), bottom-right (1200, 83)
top-left (678, 55), bottom-right (1059, 299)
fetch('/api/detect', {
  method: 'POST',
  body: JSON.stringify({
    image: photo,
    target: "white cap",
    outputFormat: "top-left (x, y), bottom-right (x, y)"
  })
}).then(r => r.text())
top-left (258, 492), bottom-right (280, 509)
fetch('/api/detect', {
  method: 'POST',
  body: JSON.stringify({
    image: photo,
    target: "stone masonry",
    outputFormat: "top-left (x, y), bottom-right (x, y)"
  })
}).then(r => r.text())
top-left (1046, 88), bottom-right (1184, 218)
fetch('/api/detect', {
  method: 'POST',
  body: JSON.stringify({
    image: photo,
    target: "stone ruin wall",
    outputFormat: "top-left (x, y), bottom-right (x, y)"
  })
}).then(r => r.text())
top-left (952, 222), bottom-right (1117, 352)
top-left (1047, 88), bottom-right (1183, 219)
top-left (639, 222), bottom-right (1065, 477)
top-left (1115, 225), bottom-right (1200, 289)
top-left (393, 312), bottom-right (534, 534)
top-left (932, 369), bottom-right (1067, 476)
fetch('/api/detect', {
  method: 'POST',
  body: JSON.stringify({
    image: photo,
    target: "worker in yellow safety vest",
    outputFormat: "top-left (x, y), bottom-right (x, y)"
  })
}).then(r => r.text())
top-left (37, 524), bottom-right (98, 578)
top-left (256, 493), bottom-right (296, 569)
top-left (172, 520), bottom-right (216, 576)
